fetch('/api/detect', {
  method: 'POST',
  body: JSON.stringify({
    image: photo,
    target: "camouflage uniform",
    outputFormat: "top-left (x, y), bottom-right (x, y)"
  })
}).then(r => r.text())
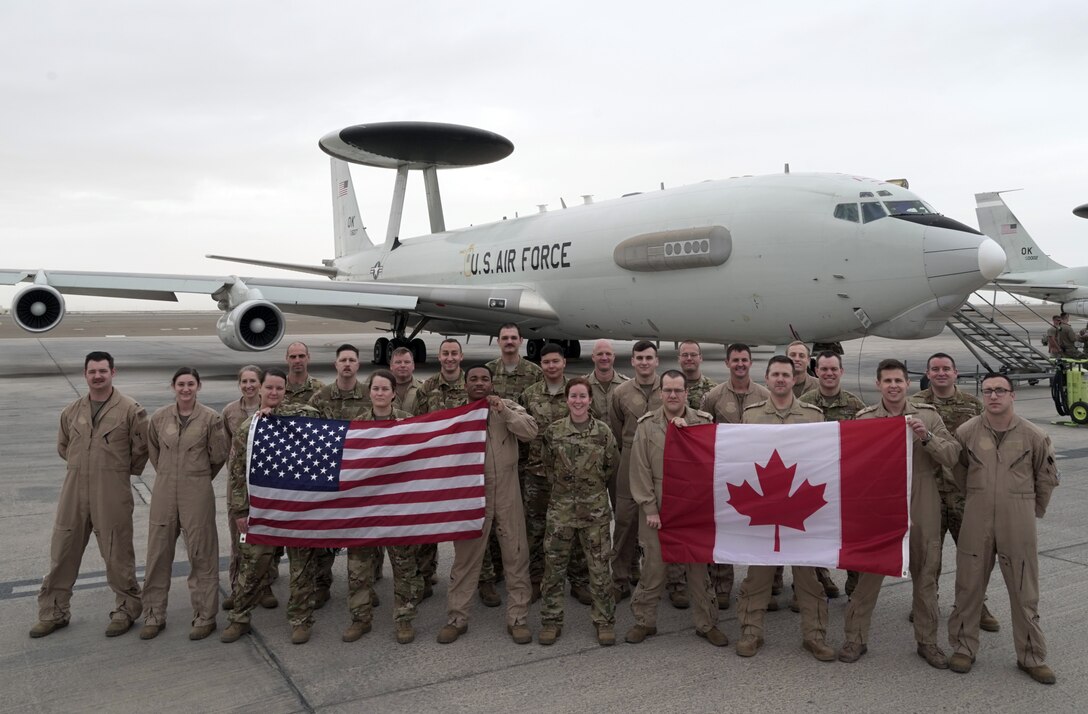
top-left (685, 375), bottom-right (717, 411)
top-left (800, 388), bottom-right (866, 595)
top-left (413, 370), bottom-right (469, 580)
top-left (698, 380), bottom-right (771, 602)
top-left (793, 373), bottom-right (820, 399)
top-left (586, 370), bottom-right (630, 421)
top-left (226, 402), bottom-right (321, 628)
top-left (343, 407), bottom-right (423, 628)
top-left (284, 375), bottom-right (325, 406)
top-left (520, 378), bottom-right (589, 590)
top-left (393, 377), bottom-right (424, 416)
top-left (909, 387), bottom-right (982, 551)
top-left (480, 357), bottom-right (543, 586)
top-left (539, 416), bottom-right (619, 629)
top-left (309, 381), bottom-right (373, 597)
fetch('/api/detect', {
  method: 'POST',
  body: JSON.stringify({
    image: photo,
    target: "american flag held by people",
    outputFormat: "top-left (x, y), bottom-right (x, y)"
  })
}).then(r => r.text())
top-left (243, 400), bottom-right (489, 547)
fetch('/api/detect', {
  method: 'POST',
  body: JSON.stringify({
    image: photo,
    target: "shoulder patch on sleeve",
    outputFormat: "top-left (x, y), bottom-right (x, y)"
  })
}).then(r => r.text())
top-left (636, 412), bottom-right (656, 423)
top-left (856, 405), bottom-right (878, 417)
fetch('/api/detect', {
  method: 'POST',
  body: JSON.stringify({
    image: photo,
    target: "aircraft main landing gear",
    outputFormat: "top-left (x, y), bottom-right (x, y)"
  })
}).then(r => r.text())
top-left (371, 313), bottom-right (429, 366)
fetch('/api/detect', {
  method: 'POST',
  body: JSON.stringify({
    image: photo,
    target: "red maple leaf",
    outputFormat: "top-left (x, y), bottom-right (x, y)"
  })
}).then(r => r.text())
top-left (727, 449), bottom-right (827, 552)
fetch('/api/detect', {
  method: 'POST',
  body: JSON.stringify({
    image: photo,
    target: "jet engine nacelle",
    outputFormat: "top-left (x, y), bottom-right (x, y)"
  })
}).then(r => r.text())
top-left (1062, 300), bottom-right (1088, 318)
top-left (216, 300), bottom-right (286, 352)
top-left (12, 284), bottom-right (66, 333)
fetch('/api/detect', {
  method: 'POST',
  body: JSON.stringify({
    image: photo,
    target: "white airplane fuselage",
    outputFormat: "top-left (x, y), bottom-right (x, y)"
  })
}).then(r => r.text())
top-left (334, 173), bottom-right (1005, 344)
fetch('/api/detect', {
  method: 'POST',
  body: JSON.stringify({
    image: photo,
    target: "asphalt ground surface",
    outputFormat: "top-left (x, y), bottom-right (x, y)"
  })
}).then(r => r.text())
top-left (1, 312), bottom-right (1084, 713)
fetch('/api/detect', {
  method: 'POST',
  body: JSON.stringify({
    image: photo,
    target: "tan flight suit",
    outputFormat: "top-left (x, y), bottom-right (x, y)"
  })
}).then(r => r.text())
top-left (629, 406), bottom-right (719, 632)
top-left (735, 398), bottom-right (828, 643)
top-left (37, 388), bottom-right (149, 625)
top-left (586, 370), bottom-right (629, 421)
top-left (414, 371), bottom-right (469, 581)
top-left (309, 381), bottom-right (373, 599)
top-left (284, 375), bottom-right (325, 406)
top-left (699, 380), bottom-right (771, 600)
top-left (843, 402), bottom-right (959, 647)
top-left (226, 403), bottom-right (321, 628)
top-left (445, 400), bottom-right (537, 628)
top-left (792, 373), bottom-right (819, 399)
top-left (947, 416), bottom-right (1058, 667)
top-left (142, 403), bottom-right (228, 628)
top-left (481, 357), bottom-right (542, 587)
top-left (393, 376), bottom-right (424, 416)
top-left (608, 377), bottom-right (662, 591)
top-left (221, 398), bottom-right (259, 594)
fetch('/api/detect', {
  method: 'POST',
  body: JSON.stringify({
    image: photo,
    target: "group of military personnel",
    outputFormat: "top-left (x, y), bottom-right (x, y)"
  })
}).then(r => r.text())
top-left (27, 329), bottom-right (1060, 685)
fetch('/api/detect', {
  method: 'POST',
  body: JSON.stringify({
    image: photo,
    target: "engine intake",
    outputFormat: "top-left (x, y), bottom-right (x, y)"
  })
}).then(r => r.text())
top-left (12, 284), bottom-right (66, 333)
top-left (1062, 300), bottom-right (1088, 318)
top-left (216, 300), bottom-right (285, 351)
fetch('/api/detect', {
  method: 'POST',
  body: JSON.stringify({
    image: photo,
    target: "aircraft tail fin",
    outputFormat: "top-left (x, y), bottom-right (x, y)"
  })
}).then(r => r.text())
top-left (975, 191), bottom-right (1064, 272)
top-left (331, 158), bottom-right (376, 257)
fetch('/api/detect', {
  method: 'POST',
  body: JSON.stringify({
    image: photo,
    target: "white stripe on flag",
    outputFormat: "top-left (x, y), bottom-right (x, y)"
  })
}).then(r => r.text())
top-left (342, 429), bottom-right (486, 459)
top-left (341, 451), bottom-right (484, 482)
top-left (712, 422), bottom-right (842, 567)
top-left (347, 408), bottom-right (488, 440)
top-left (250, 519), bottom-right (484, 541)
top-left (250, 474), bottom-right (485, 503)
top-left (256, 497), bottom-right (485, 521)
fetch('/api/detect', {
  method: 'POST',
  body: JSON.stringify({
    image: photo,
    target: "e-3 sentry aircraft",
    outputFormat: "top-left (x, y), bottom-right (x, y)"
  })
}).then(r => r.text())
top-left (976, 190), bottom-right (1088, 316)
top-left (2, 122), bottom-right (1006, 365)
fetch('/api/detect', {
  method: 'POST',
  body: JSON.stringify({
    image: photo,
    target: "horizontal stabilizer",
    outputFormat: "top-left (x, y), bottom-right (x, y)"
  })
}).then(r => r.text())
top-left (206, 254), bottom-right (340, 278)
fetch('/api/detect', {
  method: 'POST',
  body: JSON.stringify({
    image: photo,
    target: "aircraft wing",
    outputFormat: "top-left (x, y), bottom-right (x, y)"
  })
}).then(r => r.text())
top-left (1, 269), bottom-right (558, 320)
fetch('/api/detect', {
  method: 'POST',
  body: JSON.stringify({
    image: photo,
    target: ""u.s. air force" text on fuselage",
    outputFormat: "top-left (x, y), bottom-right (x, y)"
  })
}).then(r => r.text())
top-left (464, 242), bottom-right (572, 276)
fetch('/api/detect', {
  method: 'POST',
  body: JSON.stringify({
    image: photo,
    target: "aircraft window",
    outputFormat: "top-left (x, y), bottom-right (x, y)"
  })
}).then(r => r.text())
top-left (877, 190), bottom-right (892, 196)
top-left (833, 203), bottom-right (859, 222)
top-left (859, 191), bottom-right (874, 198)
top-left (861, 202), bottom-right (887, 223)
top-left (883, 199), bottom-right (934, 216)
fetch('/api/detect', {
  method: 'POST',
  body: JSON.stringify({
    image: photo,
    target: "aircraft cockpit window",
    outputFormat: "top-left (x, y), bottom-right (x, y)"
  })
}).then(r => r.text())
top-left (834, 203), bottom-right (859, 222)
top-left (859, 191), bottom-right (874, 198)
top-left (877, 190), bottom-right (892, 196)
top-left (883, 200), bottom-right (934, 216)
top-left (860, 202), bottom-right (887, 223)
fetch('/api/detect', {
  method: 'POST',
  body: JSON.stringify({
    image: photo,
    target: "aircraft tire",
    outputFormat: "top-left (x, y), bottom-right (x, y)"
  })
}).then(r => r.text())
top-left (526, 339), bottom-right (545, 362)
top-left (1051, 370), bottom-right (1067, 416)
top-left (373, 337), bottom-right (390, 366)
top-left (410, 338), bottom-right (427, 365)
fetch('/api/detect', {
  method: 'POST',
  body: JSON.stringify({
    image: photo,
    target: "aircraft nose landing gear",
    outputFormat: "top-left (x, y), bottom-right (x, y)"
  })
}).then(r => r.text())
top-left (372, 314), bottom-right (429, 366)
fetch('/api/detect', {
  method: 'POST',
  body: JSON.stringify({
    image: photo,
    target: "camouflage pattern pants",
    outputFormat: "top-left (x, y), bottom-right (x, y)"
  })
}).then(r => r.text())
top-left (539, 520), bottom-right (615, 627)
top-left (347, 545), bottom-right (422, 624)
top-left (668, 563), bottom-right (735, 598)
top-left (227, 510), bottom-right (272, 597)
top-left (315, 548), bottom-right (337, 591)
top-left (416, 543), bottom-right (438, 582)
top-left (939, 487), bottom-right (966, 545)
top-left (523, 470), bottom-right (589, 587)
top-left (228, 543), bottom-right (317, 627)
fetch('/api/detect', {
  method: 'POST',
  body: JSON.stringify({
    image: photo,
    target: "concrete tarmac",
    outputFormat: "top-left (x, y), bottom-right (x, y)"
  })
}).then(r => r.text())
top-left (1, 315), bottom-right (1085, 713)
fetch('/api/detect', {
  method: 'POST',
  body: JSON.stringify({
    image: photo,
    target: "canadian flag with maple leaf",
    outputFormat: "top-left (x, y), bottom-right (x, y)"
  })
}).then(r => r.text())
top-left (660, 417), bottom-right (912, 577)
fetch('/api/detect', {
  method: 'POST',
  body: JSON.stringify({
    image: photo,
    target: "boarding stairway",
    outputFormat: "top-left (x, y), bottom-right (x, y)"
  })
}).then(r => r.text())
top-left (946, 290), bottom-right (1053, 380)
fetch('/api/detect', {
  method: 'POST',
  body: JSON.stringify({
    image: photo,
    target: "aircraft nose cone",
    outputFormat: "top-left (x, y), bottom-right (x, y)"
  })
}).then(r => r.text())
top-left (978, 237), bottom-right (1007, 280)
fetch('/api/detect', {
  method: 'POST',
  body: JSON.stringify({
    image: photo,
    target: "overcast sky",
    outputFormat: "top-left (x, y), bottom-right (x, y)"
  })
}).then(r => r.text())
top-left (2, 0), bottom-right (1086, 310)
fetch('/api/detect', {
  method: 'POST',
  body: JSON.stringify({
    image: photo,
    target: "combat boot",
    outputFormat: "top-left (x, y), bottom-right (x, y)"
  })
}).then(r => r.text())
top-left (570, 583), bottom-right (593, 606)
top-left (436, 623), bottom-right (467, 644)
top-left (189, 623), bottom-right (216, 641)
top-left (979, 604), bottom-right (1000, 632)
top-left (507, 623), bottom-right (532, 644)
top-left (612, 583), bottom-right (631, 602)
top-left (716, 592), bottom-right (731, 610)
top-left (802, 638), bottom-right (836, 662)
top-left (220, 622), bottom-right (251, 643)
top-left (538, 624), bottom-right (562, 645)
top-left (816, 568), bottom-right (841, 598)
top-left (29, 619), bottom-right (68, 638)
top-left (668, 589), bottom-right (690, 609)
top-left (625, 624), bottom-right (657, 643)
top-left (838, 642), bottom-right (868, 663)
top-left (735, 634), bottom-right (764, 657)
top-left (478, 582), bottom-right (501, 607)
top-left (697, 627), bottom-right (729, 647)
top-left (314, 588), bottom-right (331, 610)
top-left (139, 622), bottom-right (165, 640)
top-left (221, 595), bottom-right (235, 611)
top-left (595, 624), bottom-right (616, 646)
top-left (948, 652), bottom-right (974, 673)
top-left (766, 597), bottom-right (779, 612)
top-left (259, 587), bottom-right (278, 609)
top-left (422, 583), bottom-right (434, 600)
top-left (1017, 662), bottom-right (1056, 684)
top-left (371, 589), bottom-right (380, 608)
top-left (342, 620), bottom-right (371, 642)
top-left (105, 617), bottom-right (133, 638)
top-left (291, 624), bottom-right (312, 644)
top-left (395, 620), bottom-right (415, 644)
top-left (916, 643), bottom-right (949, 669)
